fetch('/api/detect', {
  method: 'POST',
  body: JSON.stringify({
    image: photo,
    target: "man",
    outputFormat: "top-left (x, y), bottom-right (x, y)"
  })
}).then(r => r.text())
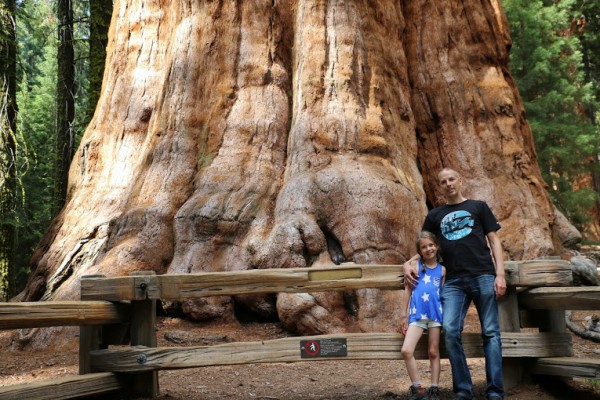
top-left (403, 168), bottom-right (506, 400)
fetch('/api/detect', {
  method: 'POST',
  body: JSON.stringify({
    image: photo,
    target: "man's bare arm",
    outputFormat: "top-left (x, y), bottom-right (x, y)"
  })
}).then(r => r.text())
top-left (402, 255), bottom-right (420, 287)
top-left (487, 231), bottom-right (506, 298)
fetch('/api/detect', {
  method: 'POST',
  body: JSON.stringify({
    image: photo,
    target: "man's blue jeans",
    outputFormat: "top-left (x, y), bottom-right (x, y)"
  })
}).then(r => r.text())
top-left (441, 275), bottom-right (504, 399)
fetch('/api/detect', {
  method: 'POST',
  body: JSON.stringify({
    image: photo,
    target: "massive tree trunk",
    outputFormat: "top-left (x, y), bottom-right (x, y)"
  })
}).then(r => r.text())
top-left (17, 0), bottom-right (569, 335)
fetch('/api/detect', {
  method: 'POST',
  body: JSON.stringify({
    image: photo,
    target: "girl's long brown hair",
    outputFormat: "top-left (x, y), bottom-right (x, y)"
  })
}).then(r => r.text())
top-left (416, 231), bottom-right (441, 272)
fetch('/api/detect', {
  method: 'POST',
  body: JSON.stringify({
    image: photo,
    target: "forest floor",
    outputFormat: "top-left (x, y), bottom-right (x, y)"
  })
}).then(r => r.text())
top-left (1, 309), bottom-right (600, 399)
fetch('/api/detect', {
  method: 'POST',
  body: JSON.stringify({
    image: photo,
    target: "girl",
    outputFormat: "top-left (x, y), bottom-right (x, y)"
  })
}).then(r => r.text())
top-left (400, 231), bottom-right (446, 400)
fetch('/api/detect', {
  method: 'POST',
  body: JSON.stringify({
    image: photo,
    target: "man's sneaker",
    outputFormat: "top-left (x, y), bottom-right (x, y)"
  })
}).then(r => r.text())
top-left (408, 385), bottom-right (426, 400)
top-left (427, 386), bottom-right (441, 400)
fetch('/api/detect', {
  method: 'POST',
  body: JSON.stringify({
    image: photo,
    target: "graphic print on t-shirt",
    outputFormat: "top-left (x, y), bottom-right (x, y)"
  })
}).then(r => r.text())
top-left (440, 210), bottom-right (475, 240)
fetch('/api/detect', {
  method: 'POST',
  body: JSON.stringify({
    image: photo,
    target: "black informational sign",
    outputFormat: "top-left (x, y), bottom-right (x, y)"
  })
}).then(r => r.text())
top-left (300, 338), bottom-right (348, 358)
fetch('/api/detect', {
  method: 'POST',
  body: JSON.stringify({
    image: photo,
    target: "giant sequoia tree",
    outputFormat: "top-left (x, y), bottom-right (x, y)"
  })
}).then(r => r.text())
top-left (16, 0), bottom-right (573, 334)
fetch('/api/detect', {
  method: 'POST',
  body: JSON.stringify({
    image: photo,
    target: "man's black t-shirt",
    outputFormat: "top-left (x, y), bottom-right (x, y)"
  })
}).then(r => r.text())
top-left (422, 199), bottom-right (500, 279)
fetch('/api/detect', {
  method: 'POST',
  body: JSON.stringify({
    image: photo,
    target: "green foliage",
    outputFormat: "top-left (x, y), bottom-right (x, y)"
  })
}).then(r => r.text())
top-left (14, 0), bottom-right (56, 287)
top-left (504, 0), bottom-right (600, 230)
top-left (12, 0), bottom-right (95, 292)
top-left (584, 378), bottom-right (600, 396)
top-left (577, 1), bottom-right (600, 104)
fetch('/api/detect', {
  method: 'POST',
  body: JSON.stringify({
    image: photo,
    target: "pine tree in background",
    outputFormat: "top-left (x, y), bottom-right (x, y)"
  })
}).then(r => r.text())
top-left (504, 0), bottom-right (600, 230)
top-left (575, 0), bottom-right (600, 236)
top-left (12, 0), bottom-right (93, 293)
top-left (15, 0), bottom-right (57, 290)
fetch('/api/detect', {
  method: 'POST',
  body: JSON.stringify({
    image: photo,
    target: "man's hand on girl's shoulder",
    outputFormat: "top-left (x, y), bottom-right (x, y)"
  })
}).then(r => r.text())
top-left (402, 259), bottom-right (419, 287)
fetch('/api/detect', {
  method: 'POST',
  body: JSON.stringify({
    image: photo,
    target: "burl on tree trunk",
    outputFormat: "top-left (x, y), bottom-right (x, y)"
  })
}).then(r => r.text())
top-left (16, 0), bottom-right (575, 335)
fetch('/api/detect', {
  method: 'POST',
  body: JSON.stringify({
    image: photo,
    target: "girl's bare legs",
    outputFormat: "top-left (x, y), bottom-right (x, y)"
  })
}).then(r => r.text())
top-left (401, 324), bottom-right (425, 384)
top-left (427, 326), bottom-right (442, 385)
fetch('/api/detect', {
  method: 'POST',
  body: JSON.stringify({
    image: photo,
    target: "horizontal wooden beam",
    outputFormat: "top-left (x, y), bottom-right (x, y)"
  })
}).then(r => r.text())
top-left (89, 332), bottom-right (572, 372)
top-left (0, 372), bottom-right (122, 400)
top-left (81, 264), bottom-right (404, 301)
top-left (81, 260), bottom-right (573, 301)
top-left (504, 260), bottom-right (572, 287)
top-left (0, 301), bottom-right (129, 330)
top-left (518, 286), bottom-right (600, 310)
top-left (531, 357), bottom-right (600, 378)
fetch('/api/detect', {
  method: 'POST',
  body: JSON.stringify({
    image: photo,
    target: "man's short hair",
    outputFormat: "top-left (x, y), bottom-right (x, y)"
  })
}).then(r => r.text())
top-left (437, 167), bottom-right (461, 180)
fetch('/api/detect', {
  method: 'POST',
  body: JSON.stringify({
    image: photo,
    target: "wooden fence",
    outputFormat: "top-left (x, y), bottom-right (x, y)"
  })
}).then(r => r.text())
top-left (1, 260), bottom-right (599, 399)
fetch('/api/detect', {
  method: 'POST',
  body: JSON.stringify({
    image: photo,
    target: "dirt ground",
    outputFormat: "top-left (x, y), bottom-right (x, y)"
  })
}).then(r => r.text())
top-left (1, 309), bottom-right (599, 399)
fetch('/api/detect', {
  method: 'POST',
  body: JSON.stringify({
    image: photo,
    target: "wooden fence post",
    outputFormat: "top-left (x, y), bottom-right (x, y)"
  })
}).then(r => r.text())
top-left (128, 271), bottom-right (159, 398)
top-left (80, 275), bottom-right (105, 374)
top-left (498, 287), bottom-right (522, 389)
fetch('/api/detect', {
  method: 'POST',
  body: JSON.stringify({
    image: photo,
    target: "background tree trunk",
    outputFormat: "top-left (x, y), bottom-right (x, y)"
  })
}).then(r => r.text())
top-left (53, 0), bottom-right (75, 215)
top-left (0, 0), bottom-right (18, 301)
top-left (16, 0), bottom-right (573, 336)
top-left (87, 0), bottom-right (112, 121)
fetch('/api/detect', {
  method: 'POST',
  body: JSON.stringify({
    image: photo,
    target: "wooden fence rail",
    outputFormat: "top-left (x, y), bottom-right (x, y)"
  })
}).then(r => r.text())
top-left (518, 286), bottom-right (600, 309)
top-left (78, 260), bottom-right (574, 301)
top-left (1, 259), bottom-right (598, 399)
top-left (0, 301), bottom-right (129, 330)
top-left (531, 357), bottom-right (600, 379)
top-left (0, 372), bottom-right (122, 400)
top-left (87, 332), bottom-right (573, 373)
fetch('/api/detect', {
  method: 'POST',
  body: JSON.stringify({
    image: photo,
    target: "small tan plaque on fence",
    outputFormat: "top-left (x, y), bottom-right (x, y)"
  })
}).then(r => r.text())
top-left (300, 339), bottom-right (348, 358)
top-left (308, 268), bottom-right (362, 281)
